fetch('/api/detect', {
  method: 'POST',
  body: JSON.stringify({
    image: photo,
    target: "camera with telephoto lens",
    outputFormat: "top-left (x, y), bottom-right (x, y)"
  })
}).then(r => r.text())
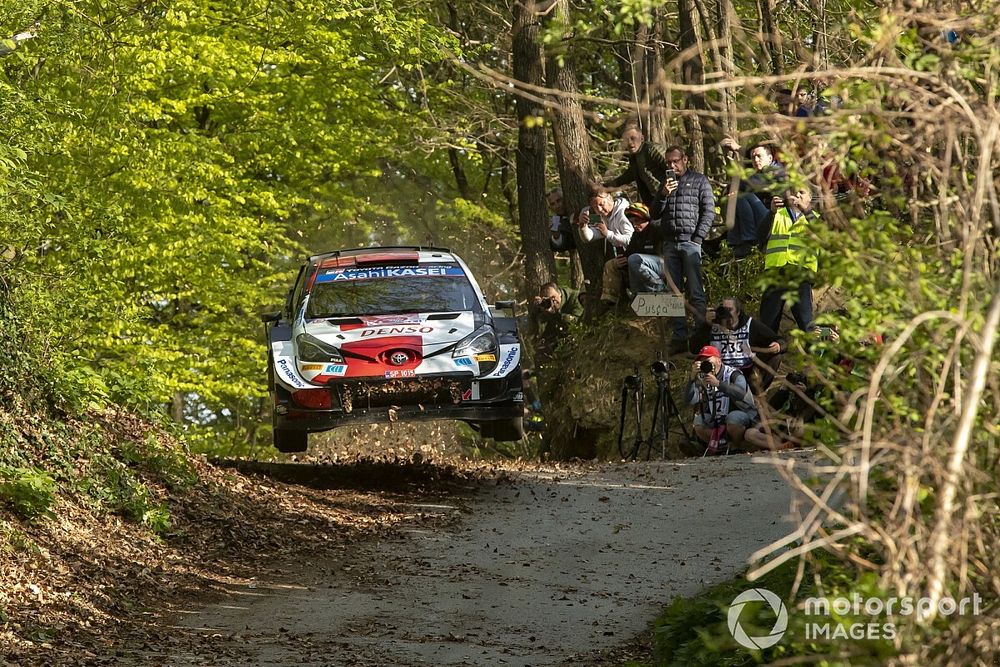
top-left (714, 304), bottom-right (733, 324)
top-left (536, 296), bottom-right (555, 312)
top-left (650, 359), bottom-right (670, 379)
top-left (698, 359), bottom-right (714, 378)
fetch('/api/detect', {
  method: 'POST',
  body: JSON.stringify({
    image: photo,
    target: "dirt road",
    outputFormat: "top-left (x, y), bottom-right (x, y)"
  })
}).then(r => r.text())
top-left (158, 455), bottom-right (800, 666)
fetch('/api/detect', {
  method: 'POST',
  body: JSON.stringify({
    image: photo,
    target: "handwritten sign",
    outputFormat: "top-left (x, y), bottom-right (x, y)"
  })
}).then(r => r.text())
top-left (631, 293), bottom-right (685, 317)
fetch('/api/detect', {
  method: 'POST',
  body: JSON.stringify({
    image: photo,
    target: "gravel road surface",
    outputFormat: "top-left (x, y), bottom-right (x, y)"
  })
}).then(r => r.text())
top-left (167, 455), bottom-right (801, 665)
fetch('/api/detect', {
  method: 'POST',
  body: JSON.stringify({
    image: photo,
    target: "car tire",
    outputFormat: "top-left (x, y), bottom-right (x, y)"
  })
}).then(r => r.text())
top-left (480, 417), bottom-right (524, 442)
top-left (274, 429), bottom-right (308, 453)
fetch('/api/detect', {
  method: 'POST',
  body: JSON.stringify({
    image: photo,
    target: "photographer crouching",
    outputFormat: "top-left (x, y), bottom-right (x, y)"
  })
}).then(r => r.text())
top-left (530, 282), bottom-right (583, 368)
top-left (689, 296), bottom-right (785, 391)
top-left (684, 345), bottom-right (759, 452)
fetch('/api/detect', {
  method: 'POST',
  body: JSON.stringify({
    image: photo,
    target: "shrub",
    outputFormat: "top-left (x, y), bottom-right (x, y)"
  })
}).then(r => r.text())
top-left (0, 466), bottom-right (57, 521)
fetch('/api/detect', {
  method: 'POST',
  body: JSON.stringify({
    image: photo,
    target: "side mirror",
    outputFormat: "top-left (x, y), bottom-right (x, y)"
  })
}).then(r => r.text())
top-left (260, 311), bottom-right (281, 324)
top-left (494, 300), bottom-right (515, 311)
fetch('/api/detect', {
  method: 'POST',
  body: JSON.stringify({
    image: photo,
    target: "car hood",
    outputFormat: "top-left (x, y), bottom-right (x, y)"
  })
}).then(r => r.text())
top-left (292, 312), bottom-right (487, 383)
top-left (302, 312), bottom-right (477, 349)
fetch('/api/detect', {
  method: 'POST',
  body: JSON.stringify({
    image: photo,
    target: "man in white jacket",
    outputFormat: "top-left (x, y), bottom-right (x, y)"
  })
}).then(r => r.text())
top-left (574, 188), bottom-right (633, 259)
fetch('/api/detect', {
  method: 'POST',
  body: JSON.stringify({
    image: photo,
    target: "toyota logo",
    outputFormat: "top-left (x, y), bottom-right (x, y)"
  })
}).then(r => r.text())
top-left (389, 351), bottom-right (411, 366)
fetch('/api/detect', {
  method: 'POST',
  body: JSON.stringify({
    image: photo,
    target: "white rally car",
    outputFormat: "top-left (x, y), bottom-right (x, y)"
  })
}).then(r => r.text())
top-left (262, 247), bottom-right (524, 452)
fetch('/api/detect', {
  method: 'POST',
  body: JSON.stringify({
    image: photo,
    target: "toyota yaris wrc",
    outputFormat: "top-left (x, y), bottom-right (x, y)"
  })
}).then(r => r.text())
top-left (262, 247), bottom-right (524, 453)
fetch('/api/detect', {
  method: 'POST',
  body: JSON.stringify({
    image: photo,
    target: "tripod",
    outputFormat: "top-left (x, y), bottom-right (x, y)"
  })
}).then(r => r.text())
top-left (617, 359), bottom-right (691, 461)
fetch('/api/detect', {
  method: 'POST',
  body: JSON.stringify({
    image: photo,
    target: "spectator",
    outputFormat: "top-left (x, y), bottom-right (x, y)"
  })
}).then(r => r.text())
top-left (773, 88), bottom-right (797, 116)
top-left (744, 371), bottom-right (819, 450)
top-left (602, 125), bottom-right (670, 207)
top-left (531, 282), bottom-right (583, 366)
top-left (596, 202), bottom-right (663, 315)
top-left (793, 87), bottom-right (816, 117)
top-left (758, 185), bottom-right (821, 334)
top-left (650, 145), bottom-right (715, 355)
top-left (575, 186), bottom-right (633, 261)
top-left (546, 188), bottom-right (576, 253)
top-left (688, 296), bottom-right (785, 390)
top-left (684, 345), bottom-right (759, 452)
top-left (721, 139), bottom-right (787, 258)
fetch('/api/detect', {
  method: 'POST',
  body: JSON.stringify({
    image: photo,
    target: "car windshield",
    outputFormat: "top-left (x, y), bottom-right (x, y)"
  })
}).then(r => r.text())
top-left (305, 264), bottom-right (482, 318)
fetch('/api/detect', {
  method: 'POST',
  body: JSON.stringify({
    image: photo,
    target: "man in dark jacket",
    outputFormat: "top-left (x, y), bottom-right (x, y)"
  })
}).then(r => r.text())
top-left (650, 145), bottom-right (715, 354)
top-left (603, 126), bottom-right (670, 207)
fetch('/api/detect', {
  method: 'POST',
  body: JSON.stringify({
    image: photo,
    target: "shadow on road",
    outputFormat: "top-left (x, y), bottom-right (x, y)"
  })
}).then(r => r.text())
top-left (208, 457), bottom-right (486, 493)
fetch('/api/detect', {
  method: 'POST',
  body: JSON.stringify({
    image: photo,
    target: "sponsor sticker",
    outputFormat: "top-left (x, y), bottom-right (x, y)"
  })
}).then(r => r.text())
top-left (360, 326), bottom-right (433, 337)
top-left (325, 364), bottom-right (347, 376)
top-left (316, 266), bottom-right (465, 283)
top-left (275, 358), bottom-right (308, 388)
top-left (455, 357), bottom-right (473, 367)
top-left (301, 364), bottom-right (324, 371)
top-left (462, 389), bottom-right (472, 400)
top-left (474, 353), bottom-right (496, 362)
top-left (497, 345), bottom-right (519, 375)
top-left (384, 369), bottom-right (416, 379)
top-left (514, 392), bottom-right (524, 402)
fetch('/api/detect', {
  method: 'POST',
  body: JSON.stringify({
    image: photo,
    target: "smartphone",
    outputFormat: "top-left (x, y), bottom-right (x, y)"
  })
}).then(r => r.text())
top-left (589, 212), bottom-right (601, 226)
top-left (664, 169), bottom-right (677, 182)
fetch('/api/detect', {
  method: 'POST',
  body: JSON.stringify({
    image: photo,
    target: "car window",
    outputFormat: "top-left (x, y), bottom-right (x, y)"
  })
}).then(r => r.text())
top-left (305, 264), bottom-right (482, 318)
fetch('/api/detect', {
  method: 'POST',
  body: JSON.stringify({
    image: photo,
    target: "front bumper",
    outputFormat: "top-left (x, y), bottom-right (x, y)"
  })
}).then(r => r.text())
top-left (273, 374), bottom-right (523, 432)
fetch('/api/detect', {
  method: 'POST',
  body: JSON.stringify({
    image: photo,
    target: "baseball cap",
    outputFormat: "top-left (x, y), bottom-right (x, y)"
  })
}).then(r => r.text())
top-left (695, 345), bottom-right (721, 360)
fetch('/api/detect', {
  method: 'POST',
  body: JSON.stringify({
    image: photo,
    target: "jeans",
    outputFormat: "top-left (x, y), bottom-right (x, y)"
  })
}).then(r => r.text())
top-left (663, 241), bottom-right (706, 340)
top-left (627, 253), bottom-right (666, 293)
top-left (728, 194), bottom-right (770, 257)
top-left (760, 278), bottom-right (814, 333)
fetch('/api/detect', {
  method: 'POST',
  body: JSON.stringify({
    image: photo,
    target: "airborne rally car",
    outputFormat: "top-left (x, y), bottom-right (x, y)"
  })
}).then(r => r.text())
top-left (262, 247), bottom-right (524, 453)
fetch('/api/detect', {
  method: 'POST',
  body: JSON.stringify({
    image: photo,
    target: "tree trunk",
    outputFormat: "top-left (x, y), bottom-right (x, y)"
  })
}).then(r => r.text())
top-left (628, 15), bottom-right (668, 146)
top-left (677, 0), bottom-right (706, 171)
top-left (545, 0), bottom-right (600, 303)
top-left (758, 0), bottom-right (782, 75)
top-left (448, 147), bottom-right (473, 201)
top-left (171, 392), bottom-right (184, 423)
top-left (512, 0), bottom-right (557, 293)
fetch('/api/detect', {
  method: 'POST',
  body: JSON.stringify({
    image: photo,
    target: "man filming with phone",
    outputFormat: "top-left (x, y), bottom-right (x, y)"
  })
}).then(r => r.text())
top-left (651, 146), bottom-right (715, 355)
top-left (683, 345), bottom-right (758, 452)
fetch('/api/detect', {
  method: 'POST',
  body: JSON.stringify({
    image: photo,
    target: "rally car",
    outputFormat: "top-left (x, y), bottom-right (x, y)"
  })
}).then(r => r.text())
top-left (261, 246), bottom-right (524, 453)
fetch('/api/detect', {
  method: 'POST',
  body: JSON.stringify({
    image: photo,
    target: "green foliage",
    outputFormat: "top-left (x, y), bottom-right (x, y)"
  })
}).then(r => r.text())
top-left (87, 455), bottom-right (158, 524)
top-left (0, 466), bottom-right (56, 521)
top-left (650, 555), bottom-right (898, 666)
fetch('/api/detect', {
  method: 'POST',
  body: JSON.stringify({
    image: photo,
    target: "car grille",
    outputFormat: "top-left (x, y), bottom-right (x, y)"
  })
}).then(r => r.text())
top-left (337, 378), bottom-right (466, 413)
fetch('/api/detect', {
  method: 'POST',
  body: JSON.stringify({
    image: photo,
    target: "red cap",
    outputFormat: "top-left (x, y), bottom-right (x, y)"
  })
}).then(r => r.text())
top-left (695, 345), bottom-right (721, 359)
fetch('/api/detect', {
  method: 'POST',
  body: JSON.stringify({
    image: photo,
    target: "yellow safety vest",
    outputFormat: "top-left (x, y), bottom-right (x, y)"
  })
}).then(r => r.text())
top-left (764, 208), bottom-right (818, 272)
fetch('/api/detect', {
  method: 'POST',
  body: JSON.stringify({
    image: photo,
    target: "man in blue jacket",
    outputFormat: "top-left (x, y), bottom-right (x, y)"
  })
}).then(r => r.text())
top-left (651, 145), bottom-right (716, 355)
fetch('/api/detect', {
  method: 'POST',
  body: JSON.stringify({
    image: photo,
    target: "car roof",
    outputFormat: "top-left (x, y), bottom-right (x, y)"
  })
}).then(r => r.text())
top-left (309, 246), bottom-right (459, 269)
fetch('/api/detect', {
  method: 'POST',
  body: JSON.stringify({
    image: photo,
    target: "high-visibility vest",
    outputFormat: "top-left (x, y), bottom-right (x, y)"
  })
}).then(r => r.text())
top-left (765, 208), bottom-right (818, 272)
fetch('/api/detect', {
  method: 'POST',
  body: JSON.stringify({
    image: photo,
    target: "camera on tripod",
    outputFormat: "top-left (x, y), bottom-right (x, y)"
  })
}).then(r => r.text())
top-left (650, 359), bottom-right (671, 382)
top-left (623, 374), bottom-right (641, 390)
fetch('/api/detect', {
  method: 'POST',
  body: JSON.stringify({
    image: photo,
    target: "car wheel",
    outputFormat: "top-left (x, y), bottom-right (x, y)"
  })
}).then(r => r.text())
top-left (480, 417), bottom-right (524, 442)
top-left (274, 429), bottom-right (308, 453)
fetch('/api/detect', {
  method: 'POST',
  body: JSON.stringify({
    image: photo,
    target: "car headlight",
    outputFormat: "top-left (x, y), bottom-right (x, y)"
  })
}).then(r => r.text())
top-left (452, 326), bottom-right (497, 358)
top-left (296, 333), bottom-right (345, 363)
